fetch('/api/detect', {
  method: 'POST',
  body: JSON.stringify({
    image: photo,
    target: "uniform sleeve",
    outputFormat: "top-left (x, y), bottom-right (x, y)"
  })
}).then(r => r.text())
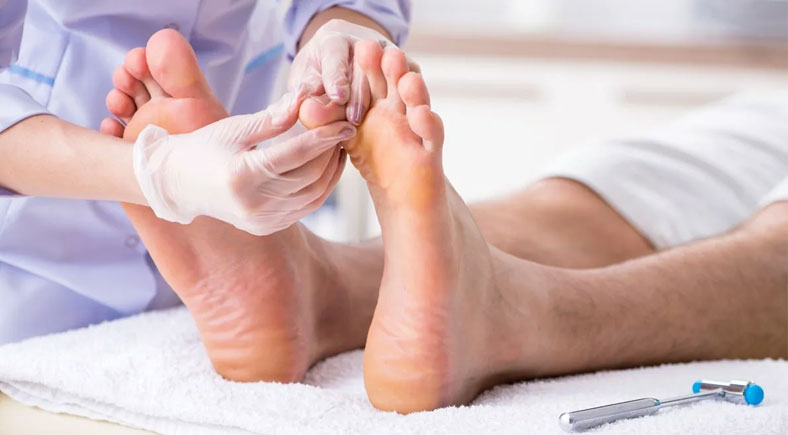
top-left (0, 0), bottom-right (49, 196)
top-left (282, 0), bottom-right (411, 59)
top-left (0, 0), bottom-right (48, 136)
top-left (0, 0), bottom-right (25, 68)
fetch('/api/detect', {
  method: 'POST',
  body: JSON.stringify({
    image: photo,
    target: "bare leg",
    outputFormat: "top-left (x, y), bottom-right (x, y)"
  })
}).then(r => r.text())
top-left (539, 201), bottom-right (787, 374)
top-left (348, 41), bottom-right (787, 413)
top-left (469, 178), bottom-right (655, 267)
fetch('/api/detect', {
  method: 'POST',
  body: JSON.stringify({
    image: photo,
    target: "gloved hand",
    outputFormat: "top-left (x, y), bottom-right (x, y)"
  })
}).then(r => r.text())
top-left (289, 19), bottom-right (418, 125)
top-left (132, 91), bottom-right (354, 236)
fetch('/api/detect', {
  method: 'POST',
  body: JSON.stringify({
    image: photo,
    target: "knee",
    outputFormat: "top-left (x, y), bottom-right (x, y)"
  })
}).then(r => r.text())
top-left (526, 178), bottom-right (605, 210)
top-left (522, 177), bottom-right (655, 265)
top-left (738, 201), bottom-right (787, 250)
top-left (525, 178), bottom-right (635, 234)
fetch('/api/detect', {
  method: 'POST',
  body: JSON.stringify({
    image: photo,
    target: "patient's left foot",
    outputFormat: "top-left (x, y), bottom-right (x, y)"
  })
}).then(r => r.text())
top-left (103, 29), bottom-right (375, 383)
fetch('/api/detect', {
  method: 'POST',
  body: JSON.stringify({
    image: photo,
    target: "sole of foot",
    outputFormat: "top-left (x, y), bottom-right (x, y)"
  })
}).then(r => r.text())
top-left (103, 29), bottom-right (362, 383)
top-left (345, 41), bottom-right (541, 414)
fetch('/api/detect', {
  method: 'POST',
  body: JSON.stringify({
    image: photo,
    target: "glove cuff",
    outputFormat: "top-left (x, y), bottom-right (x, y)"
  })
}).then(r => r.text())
top-left (132, 124), bottom-right (194, 224)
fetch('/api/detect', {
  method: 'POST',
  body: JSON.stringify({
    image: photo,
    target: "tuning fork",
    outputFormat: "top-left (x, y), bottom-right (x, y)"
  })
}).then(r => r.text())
top-left (558, 379), bottom-right (764, 432)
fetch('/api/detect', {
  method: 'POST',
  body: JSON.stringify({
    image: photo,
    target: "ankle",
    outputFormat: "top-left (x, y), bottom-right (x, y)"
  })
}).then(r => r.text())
top-left (297, 229), bottom-right (374, 358)
top-left (490, 252), bottom-right (574, 377)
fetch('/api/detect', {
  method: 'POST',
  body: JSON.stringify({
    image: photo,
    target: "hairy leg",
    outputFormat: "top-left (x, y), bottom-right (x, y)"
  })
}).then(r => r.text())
top-left (539, 201), bottom-right (787, 373)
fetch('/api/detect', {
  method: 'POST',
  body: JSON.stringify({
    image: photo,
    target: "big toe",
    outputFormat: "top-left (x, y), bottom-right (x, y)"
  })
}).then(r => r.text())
top-left (299, 95), bottom-right (346, 129)
top-left (146, 28), bottom-right (215, 100)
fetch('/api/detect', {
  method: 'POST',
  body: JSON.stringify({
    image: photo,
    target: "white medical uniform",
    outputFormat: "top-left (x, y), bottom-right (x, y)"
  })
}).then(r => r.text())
top-left (0, 0), bottom-right (410, 344)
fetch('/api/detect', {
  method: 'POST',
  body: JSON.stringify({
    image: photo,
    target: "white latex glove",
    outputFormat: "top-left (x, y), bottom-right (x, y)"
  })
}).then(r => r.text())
top-left (288, 19), bottom-right (418, 125)
top-left (133, 91), bottom-right (354, 236)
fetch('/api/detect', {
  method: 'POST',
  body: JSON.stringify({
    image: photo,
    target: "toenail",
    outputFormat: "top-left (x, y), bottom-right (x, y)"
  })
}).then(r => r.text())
top-left (309, 95), bottom-right (331, 106)
top-left (348, 106), bottom-right (362, 125)
top-left (329, 88), bottom-right (347, 102)
top-left (339, 126), bottom-right (356, 138)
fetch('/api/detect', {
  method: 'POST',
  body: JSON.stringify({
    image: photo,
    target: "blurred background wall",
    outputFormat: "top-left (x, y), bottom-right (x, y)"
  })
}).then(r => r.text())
top-left (307, 0), bottom-right (788, 241)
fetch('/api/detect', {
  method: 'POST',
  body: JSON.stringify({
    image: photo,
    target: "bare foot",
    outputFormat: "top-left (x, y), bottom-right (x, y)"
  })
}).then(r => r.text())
top-left (347, 41), bottom-right (545, 413)
top-left (102, 29), bottom-right (374, 382)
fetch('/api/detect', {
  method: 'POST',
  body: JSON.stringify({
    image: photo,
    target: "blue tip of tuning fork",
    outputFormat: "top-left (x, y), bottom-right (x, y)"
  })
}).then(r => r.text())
top-left (744, 384), bottom-right (764, 406)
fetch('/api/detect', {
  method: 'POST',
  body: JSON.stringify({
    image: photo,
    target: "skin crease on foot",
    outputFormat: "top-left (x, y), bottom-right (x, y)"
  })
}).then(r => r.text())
top-left (101, 29), bottom-right (368, 383)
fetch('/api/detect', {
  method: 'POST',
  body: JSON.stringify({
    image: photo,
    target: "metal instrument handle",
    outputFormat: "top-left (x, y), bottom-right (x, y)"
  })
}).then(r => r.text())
top-left (559, 398), bottom-right (660, 432)
top-left (660, 389), bottom-right (724, 407)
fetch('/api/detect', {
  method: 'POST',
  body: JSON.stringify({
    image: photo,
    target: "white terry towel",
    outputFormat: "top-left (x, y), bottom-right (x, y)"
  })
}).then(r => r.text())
top-left (0, 306), bottom-right (785, 435)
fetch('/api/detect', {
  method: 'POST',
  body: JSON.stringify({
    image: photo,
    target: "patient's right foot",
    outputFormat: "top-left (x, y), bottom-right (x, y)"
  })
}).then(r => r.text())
top-left (349, 41), bottom-right (551, 413)
top-left (104, 29), bottom-right (372, 382)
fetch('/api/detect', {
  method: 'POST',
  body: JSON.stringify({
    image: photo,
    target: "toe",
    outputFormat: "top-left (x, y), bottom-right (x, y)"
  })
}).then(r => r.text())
top-left (356, 40), bottom-right (387, 101)
top-left (407, 105), bottom-right (444, 152)
top-left (124, 47), bottom-right (167, 99)
top-left (105, 88), bottom-right (136, 123)
top-left (381, 48), bottom-right (409, 107)
top-left (398, 72), bottom-right (430, 109)
top-left (346, 60), bottom-right (370, 125)
top-left (299, 95), bottom-right (347, 130)
top-left (100, 117), bottom-right (125, 138)
top-left (112, 65), bottom-right (150, 109)
top-left (146, 28), bottom-right (215, 100)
